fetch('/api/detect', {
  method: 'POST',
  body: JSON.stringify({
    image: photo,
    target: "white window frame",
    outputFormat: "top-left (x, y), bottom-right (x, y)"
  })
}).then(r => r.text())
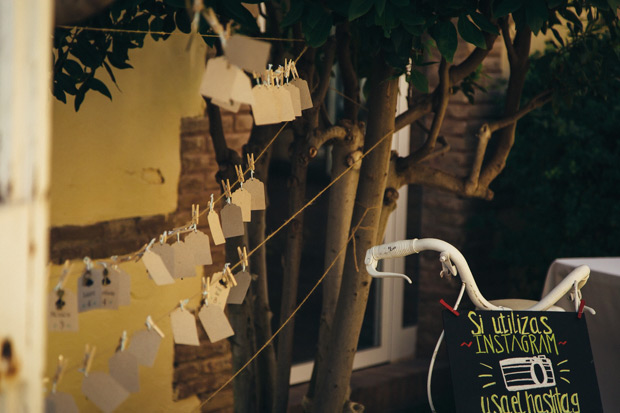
top-left (290, 76), bottom-right (416, 385)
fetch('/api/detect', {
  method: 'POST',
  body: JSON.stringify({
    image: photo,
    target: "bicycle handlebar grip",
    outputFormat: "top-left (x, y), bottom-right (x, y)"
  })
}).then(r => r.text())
top-left (368, 239), bottom-right (418, 261)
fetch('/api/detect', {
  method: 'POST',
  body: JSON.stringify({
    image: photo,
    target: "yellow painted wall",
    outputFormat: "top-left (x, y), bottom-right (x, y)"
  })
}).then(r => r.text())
top-left (51, 34), bottom-right (206, 227)
top-left (47, 33), bottom-right (209, 411)
top-left (46, 261), bottom-right (203, 412)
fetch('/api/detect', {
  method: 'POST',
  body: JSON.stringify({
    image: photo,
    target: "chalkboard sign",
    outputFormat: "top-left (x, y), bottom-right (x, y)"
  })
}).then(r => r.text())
top-left (443, 310), bottom-right (602, 413)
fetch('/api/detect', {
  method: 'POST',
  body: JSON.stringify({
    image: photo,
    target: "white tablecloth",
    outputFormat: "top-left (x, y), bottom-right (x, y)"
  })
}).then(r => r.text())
top-left (543, 258), bottom-right (620, 412)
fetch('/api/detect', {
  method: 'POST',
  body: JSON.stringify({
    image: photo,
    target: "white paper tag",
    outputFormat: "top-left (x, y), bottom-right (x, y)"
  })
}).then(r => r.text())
top-left (291, 78), bottom-right (313, 110)
top-left (45, 391), bottom-right (79, 413)
top-left (208, 210), bottom-right (226, 245)
top-left (227, 271), bottom-right (252, 305)
top-left (199, 56), bottom-right (239, 102)
top-left (225, 35), bottom-right (271, 73)
top-left (170, 307), bottom-right (200, 346)
top-left (198, 304), bottom-right (234, 343)
top-left (251, 86), bottom-right (279, 125)
top-left (221, 203), bottom-right (244, 238)
top-left (100, 268), bottom-right (119, 310)
top-left (284, 83), bottom-right (302, 116)
top-left (77, 268), bottom-right (103, 312)
top-left (48, 289), bottom-right (78, 332)
top-left (82, 371), bottom-right (130, 413)
top-left (244, 178), bottom-right (266, 210)
top-left (232, 188), bottom-right (252, 222)
top-left (112, 267), bottom-right (131, 306)
top-left (109, 350), bottom-right (140, 393)
top-left (172, 241), bottom-right (196, 279)
top-left (184, 230), bottom-right (213, 266)
top-left (276, 87), bottom-right (296, 121)
top-left (142, 244), bottom-right (175, 286)
top-left (209, 273), bottom-right (231, 309)
top-left (127, 329), bottom-right (162, 367)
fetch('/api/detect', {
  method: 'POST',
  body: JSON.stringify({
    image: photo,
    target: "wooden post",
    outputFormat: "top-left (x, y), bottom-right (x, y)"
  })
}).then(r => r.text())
top-left (0, 0), bottom-right (53, 411)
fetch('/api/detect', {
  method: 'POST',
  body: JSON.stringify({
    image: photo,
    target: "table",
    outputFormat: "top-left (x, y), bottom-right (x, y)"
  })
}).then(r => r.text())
top-left (543, 258), bottom-right (620, 412)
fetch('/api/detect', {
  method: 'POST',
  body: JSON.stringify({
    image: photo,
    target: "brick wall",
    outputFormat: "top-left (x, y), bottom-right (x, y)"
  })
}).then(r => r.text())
top-left (414, 39), bottom-right (505, 358)
top-left (50, 107), bottom-right (253, 412)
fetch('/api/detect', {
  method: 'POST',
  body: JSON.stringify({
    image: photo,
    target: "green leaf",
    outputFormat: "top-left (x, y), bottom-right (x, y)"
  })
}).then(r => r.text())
top-left (150, 17), bottom-right (165, 40)
top-left (281, 0), bottom-right (304, 28)
top-left (53, 82), bottom-right (67, 104)
top-left (375, 0), bottom-right (387, 16)
top-left (493, 0), bottom-right (524, 18)
top-left (175, 10), bottom-right (192, 34)
top-left (88, 78), bottom-right (112, 100)
top-left (64, 59), bottom-right (84, 79)
top-left (470, 12), bottom-right (499, 35)
top-left (74, 86), bottom-right (86, 111)
top-left (57, 73), bottom-right (78, 95)
top-left (407, 69), bottom-right (429, 93)
top-left (550, 27), bottom-right (564, 47)
top-left (349, 0), bottom-right (375, 21)
top-left (607, 0), bottom-right (620, 9)
top-left (525, 0), bottom-right (548, 34)
top-left (218, 0), bottom-right (260, 33)
top-left (102, 61), bottom-right (120, 90)
top-left (458, 15), bottom-right (487, 49)
top-left (429, 20), bottom-right (458, 63)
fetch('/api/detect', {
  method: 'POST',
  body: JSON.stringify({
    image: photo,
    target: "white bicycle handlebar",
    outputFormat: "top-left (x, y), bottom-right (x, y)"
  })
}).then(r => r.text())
top-left (365, 238), bottom-right (591, 312)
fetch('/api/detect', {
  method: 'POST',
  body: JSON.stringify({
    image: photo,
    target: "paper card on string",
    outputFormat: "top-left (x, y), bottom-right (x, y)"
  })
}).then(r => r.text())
top-left (212, 97), bottom-right (241, 113)
top-left (142, 244), bottom-right (175, 286)
top-left (170, 307), bottom-right (200, 346)
top-left (200, 56), bottom-right (238, 102)
top-left (208, 209), bottom-right (226, 245)
top-left (276, 87), bottom-right (296, 121)
top-left (172, 241), bottom-right (196, 279)
top-left (48, 289), bottom-right (78, 332)
top-left (128, 329), bottom-right (162, 367)
top-left (100, 268), bottom-right (119, 310)
top-left (224, 35), bottom-right (271, 73)
top-left (77, 268), bottom-right (103, 312)
top-left (109, 350), bottom-right (140, 393)
top-left (45, 392), bottom-right (79, 413)
top-left (284, 83), bottom-right (302, 117)
top-left (251, 86), bottom-right (279, 125)
top-left (198, 304), bottom-right (234, 343)
top-left (232, 188), bottom-right (252, 222)
top-left (230, 70), bottom-right (254, 105)
top-left (184, 230), bottom-right (213, 265)
top-left (290, 78), bottom-right (313, 110)
top-left (112, 267), bottom-right (131, 306)
top-left (227, 271), bottom-right (251, 305)
top-left (82, 371), bottom-right (130, 413)
top-left (244, 178), bottom-right (266, 210)
top-left (209, 273), bottom-right (231, 309)
top-left (221, 203), bottom-right (244, 238)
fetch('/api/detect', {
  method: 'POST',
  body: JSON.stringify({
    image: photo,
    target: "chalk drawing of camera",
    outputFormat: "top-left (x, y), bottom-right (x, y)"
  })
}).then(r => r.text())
top-left (499, 355), bottom-right (556, 391)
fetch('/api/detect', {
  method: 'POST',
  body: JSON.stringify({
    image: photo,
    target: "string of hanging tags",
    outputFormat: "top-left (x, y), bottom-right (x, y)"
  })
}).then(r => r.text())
top-left (80, 344), bottom-right (131, 413)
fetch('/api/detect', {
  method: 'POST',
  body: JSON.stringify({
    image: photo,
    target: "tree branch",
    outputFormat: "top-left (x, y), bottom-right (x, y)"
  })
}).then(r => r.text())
top-left (407, 59), bottom-right (450, 163)
top-left (500, 17), bottom-right (517, 66)
top-left (394, 94), bottom-right (434, 132)
top-left (336, 23), bottom-right (360, 121)
top-left (449, 32), bottom-right (498, 84)
top-left (55, 0), bottom-right (117, 25)
top-left (312, 37), bottom-right (337, 106)
top-left (488, 89), bottom-right (552, 133)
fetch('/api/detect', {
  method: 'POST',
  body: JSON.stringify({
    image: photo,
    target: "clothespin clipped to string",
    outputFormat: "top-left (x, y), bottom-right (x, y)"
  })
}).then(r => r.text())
top-left (247, 154), bottom-right (256, 180)
top-left (115, 330), bottom-right (128, 353)
top-left (191, 204), bottom-right (199, 230)
top-left (223, 179), bottom-right (232, 203)
top-left (207, 194), bottom-right (226, 245)
top-left (146, 315), bottom-right (165, 338)
top-left (51, 355), bottom-right (68, 393)
top-left (202, 276), bottom-right (209, 306)
top-left (203, 7), bottom-right (228, 48)
top-left (237, 246), bottom-right (248, 272)
top-left (222, 263), bottom-right (238, 287)
top-left (244, 153), bottom-right (266, 210)
top-left (235, 165), bottom-right (245, 187)
top-left (78, 345), bottom-right (96, 377)
top-left (179, 298), bottom-right (190, 312)
top-left (82, 256), bottom-right (93, 286)
top-left (288, 58), bottom-right (313, 110)
top-left (55, 260), bottom-right (72, 292)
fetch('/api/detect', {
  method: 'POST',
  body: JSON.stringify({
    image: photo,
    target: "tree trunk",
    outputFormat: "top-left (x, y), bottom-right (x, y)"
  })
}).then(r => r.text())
top-left (244, 125), bottom-right (277, 412)
top-left (304, 124), bottom-right (364, 409)
top-left (273, 131), bottom-right (309, 413)
top-left (312, 60), bottom-right (399, 412)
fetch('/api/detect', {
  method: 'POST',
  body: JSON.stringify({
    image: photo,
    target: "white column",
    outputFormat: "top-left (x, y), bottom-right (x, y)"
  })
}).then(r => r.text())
top-left (0, 0), bottom-right (53, 411)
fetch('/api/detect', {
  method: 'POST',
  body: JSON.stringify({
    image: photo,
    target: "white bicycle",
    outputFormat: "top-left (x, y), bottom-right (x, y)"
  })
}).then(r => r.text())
top-left (365, 238), bottom-right (595, 412)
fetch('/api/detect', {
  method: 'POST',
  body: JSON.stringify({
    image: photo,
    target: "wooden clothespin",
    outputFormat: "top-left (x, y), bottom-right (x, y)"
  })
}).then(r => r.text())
top-left (115, 331), bottom-right (127, 353)
top-left (55, 260), bottom-right (72, 292)
top-left (51, 355), bottom-right (68, 393)
top-left (252, 72), bottom-right (262, 86)
top-left (179, 298), bottom-right (190, 312)
top-left (234, 165), bottom-right (245, 185)
top-left (191, 204), bottom-right (200, 229)
top-left (222, 179), bottom-right (232, 201)
top-left (201, 276), bottom-right (209, 305)
top-left (223, 263), bottom-right (238, 287)
top-left (78, 345), bottom-right (96, 377)
top-left (237, 246), bottom-right (248, 272)
top-left (146, 315), bottom-right (165, 338)
top-left (203, 8), bottom-right (228, 48)
top-left (289, 59), bottom-right (299, 79)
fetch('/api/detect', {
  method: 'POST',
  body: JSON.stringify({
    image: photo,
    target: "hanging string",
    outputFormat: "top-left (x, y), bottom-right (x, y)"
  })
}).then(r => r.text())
top-left (56, 25), bottom-right (307, 42)
top-left (194, 205), bottom-right (375, 411)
